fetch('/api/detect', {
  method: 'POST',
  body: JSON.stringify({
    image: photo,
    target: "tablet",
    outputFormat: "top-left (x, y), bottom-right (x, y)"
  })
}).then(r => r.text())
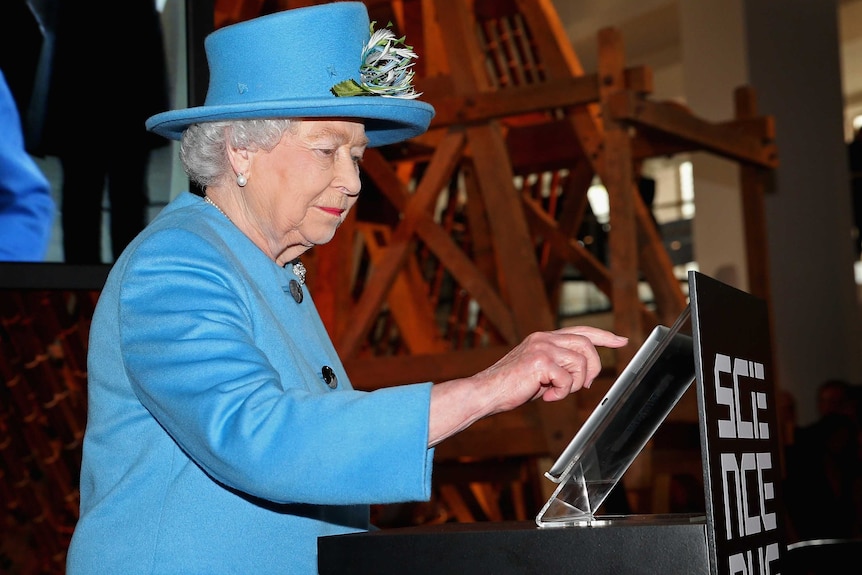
top-left (542, 305), bottom-right (695, 517)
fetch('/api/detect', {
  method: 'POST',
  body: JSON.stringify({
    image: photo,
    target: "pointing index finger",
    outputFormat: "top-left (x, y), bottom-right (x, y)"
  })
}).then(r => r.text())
top-left (555, 325), bottom-right (629, 348)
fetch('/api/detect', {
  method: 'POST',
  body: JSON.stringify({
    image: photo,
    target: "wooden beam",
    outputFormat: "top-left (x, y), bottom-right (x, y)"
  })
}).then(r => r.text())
top-left (426, 69), bottom-right (652, 128)
top-left (631, 117), bottom-right (776, 161)
top-left (598, 27), bottom-right (643, 355)
top-left (432, 0), bottom-right (493, 91)
top-left (632, 189), bottom-right (689, 326)
top-left (735, 86), bottom-right (775, 302)
top-left (605, 90), bottom-right (778, 168)
top-left (734, 85), bottom-right (782, 422)
top-left (468, 122), bottom-right (556, 334)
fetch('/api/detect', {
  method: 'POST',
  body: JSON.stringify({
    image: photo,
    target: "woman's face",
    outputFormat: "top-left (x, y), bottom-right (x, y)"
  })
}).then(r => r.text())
top-left (246, 119), bottom-right (368, 259)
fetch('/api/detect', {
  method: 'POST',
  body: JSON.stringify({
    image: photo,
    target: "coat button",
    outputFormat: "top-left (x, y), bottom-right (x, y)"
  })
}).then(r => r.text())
top-left (288, 279), bottom-right (303, 303)
top-left (322, 366), bottom-right (337, 389)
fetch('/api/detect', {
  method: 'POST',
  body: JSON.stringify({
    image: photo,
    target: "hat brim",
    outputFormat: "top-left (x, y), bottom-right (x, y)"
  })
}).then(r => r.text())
top-left (146, 97), bottom-right (435, 148)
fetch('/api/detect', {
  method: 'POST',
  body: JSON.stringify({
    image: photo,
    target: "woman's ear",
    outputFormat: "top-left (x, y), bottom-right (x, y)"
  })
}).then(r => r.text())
top-left (226, 141), bottom-right (252, 180)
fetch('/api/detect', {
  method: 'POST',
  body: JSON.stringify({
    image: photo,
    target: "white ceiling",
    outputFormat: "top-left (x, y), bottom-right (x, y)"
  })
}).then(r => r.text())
top-left (550, 0), bottom-right (862, 134)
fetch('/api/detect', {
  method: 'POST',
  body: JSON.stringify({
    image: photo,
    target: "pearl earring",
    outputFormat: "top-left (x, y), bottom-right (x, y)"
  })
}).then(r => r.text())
top-left (236, 173), bottom-right (247, 187)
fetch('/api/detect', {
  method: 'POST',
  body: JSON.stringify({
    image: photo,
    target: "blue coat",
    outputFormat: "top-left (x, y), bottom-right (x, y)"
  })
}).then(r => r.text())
top-left (67, 191), bottom-right (435, 574)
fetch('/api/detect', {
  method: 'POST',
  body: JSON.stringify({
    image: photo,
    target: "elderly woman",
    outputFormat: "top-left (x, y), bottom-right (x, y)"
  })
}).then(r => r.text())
top-left (65, 3), bottom-right (627, 574)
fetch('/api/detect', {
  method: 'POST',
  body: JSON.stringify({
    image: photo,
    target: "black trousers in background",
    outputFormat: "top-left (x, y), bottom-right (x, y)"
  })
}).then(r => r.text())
top-left (60, 149), bottom-right (151, 264)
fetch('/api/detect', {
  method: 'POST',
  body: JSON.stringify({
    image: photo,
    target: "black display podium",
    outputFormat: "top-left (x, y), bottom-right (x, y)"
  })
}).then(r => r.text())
top-left (318, 516), bottom-right (710, 575)
top-left (320, 272), bottom-right (789, 575)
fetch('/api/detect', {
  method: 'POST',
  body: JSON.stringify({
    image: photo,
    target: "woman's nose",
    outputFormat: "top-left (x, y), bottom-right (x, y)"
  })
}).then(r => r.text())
top-left (336, 156), bottom-right (362, 197)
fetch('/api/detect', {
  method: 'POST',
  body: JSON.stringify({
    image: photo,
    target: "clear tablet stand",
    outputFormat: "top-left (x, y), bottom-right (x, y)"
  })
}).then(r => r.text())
top-left (536, 446), bottom-right (620, 527)
top-left (535, 427), bottom-right (704, 528)
top-left (536, 309), bottom-right (696, 529)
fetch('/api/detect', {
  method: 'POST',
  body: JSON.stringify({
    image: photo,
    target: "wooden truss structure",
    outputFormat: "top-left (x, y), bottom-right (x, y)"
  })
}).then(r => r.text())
top-left (299, 0), bottom-right (778, 522)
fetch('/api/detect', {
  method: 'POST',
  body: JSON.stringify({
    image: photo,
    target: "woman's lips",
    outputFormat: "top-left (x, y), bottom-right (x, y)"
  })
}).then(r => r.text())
top-left (318, 206), bottom-right (345, 217)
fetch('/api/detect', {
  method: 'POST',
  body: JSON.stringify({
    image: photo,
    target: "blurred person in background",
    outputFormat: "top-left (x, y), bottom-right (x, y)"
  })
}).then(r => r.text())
top-left (34, 0), bottom-right (170, 263)
top-left (0, 68), bottom-right (55, 261)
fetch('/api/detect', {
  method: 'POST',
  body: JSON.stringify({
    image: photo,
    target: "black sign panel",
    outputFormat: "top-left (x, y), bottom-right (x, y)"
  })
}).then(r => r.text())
top-left (689, 271), bottom-right (788, 574)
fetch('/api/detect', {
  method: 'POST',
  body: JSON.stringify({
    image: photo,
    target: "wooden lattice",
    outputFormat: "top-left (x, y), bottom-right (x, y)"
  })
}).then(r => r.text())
top-left (1, 289), bottom-right (96, 573)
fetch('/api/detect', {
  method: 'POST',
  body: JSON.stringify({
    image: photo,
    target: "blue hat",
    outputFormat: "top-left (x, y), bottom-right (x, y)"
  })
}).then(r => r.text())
top-left (146, 2), bottom-right (435, 147)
